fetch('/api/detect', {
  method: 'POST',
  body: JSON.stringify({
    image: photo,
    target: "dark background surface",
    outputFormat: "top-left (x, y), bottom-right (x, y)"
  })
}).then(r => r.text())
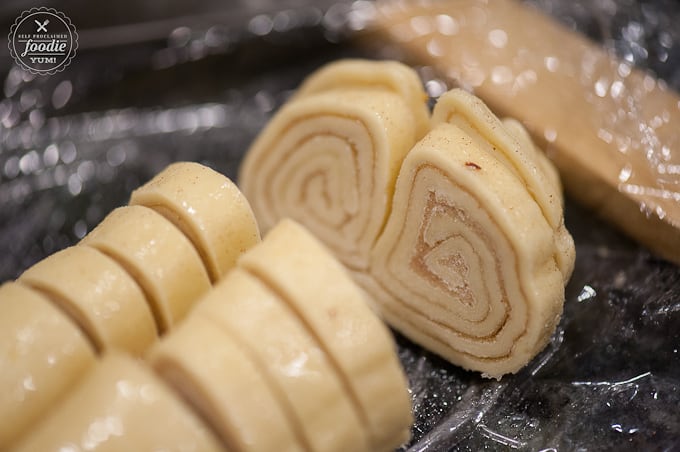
top-left (1, 1), bottom-right (679, 450)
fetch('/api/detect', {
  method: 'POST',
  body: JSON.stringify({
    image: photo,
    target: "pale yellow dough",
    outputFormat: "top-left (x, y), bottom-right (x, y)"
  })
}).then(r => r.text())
top-left (294, 58), bottom-right (430, 139)
top-left (193, 267), bottom-right (369, 452)
top-left (12, 352), bottom-right (225, 452)
top-left (0, 282), bottom-right (96, 449)
top-left (431, 89), bottom-right (575, 281)
top-left (148, 313), bottom-right (304, 452)
top-left (238, 219), bottom-right (412, 451)
top-left (239, 59), bottom-right (575, 378)
top-left (81, 205), bottom-right (211, 333)
top-left (130, 162), bottom-right (260, 282)
top-left (19, 246), bottom-right (157, 355)
top-left (370, 123), bottom-right (565, 377)
top-left (240, 62), bottom-right (424, 271)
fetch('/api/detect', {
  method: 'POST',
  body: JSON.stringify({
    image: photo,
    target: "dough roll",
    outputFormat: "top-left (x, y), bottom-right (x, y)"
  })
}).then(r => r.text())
top-left (19, 246), bottom-right (157, 355)
top-left (0, 283), bottom-right (96, 449)
top-left (369, 123), bottom-right (566, 378)
top-left (192, 268), bottom-right (369, 452)
top-left (129, 162), bottom-right (260, 283)
top-left (238, 219), bottom-right (412, 451)
top-left (81, 205), bottom-right (211, 333)
top-left (148, 313), bottom-right (303, 452)
top-left (12, 352), bottom-right (225, 452)
top-left (239, 60), bottom-right (426, 271)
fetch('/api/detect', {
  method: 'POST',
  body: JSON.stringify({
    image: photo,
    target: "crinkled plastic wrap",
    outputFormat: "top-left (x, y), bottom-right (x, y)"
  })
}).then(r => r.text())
top-left (0, 0), bottom-right (679, 450)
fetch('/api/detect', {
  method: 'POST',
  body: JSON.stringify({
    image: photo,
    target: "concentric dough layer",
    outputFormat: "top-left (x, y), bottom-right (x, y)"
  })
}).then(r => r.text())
top-left (12, 352), bottom-right (225, 452)
top-left (19, 246), bottom-right (157, 355)
top-left (240, 87), bottom-right (419, 270)
top-left (370, 123), bottom-right (565, 377)
top-left (431, 89), bottom-right (574, 281)
top-left (0, 283), bottom-right (96, 449)
top-left (130, 161), bottom-right (260, 282)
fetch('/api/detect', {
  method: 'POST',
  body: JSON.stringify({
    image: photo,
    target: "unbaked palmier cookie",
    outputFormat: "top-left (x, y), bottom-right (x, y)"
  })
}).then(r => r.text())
top-left (368, 122), bottom-right (566, 378)
top-left (239, 60), bottom-right (426, 271)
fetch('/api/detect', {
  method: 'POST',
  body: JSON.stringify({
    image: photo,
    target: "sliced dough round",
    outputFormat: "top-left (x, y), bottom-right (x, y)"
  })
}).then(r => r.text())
top-left (12, 352), bottom-right (225, 452)
top-left (81, 205), bottom-right (211, 333)
top-left (294, 58), bottom-right (430, 139)
top-left (193, 268), bottom-right (370, 452)
top-left (0, 282), bottom-right (96, 449)
top-left (369, 123), bottom-right (565, 377)
top-left (19, 246), bottom-right (157, 355)
top-left (129, 162), bottom-right (260, 282)
top-left (239, 89), bottom-right (417, 270)
top-left (148, 313), bottom-right (304, 452)
top-left (238, 219), bottom-right (412, 451)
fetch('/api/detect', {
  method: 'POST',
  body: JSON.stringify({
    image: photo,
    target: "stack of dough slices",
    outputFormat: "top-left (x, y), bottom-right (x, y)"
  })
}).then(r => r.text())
top-left (13, 220), bottom-right (413, 452)
top-left (239, 59), bottom-right (576, 378)
top-left (0, 162), bottom-right (260, 449)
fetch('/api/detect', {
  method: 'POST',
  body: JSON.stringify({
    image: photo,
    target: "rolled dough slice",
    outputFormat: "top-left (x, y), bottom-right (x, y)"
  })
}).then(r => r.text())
top-left (81, 205), bottom-right (211, 333)
top-left (369, 123), bottom-right (565, 378)
top-left (148, 313), bottom-right (304, 452)
top-left (238, 219), bottom-right (413, 451)
top-left (12, 352), bottom-right (225, 452)
top-left (193, 268), bottom-right (370, 452)
top-left (0, 282), bottom-right (96, 449)
top-left (19, 246), bottom-right (157, 355)
top-left (130, 162), bottom-right (260, 283)
top-left (239, 68), bottom-right (423, 271)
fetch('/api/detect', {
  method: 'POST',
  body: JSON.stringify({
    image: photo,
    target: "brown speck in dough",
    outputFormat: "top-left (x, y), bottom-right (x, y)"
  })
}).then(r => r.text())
top-left (465, 161), bottom-right (482, 170)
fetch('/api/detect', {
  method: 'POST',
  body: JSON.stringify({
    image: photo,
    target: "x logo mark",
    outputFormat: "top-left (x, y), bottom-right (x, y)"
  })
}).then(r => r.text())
top-left (35, 19), bottom-right (48, 32)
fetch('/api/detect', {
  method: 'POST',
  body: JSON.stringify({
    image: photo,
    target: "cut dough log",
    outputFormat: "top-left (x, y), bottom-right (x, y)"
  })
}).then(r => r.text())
top-left (81, 205), bottom-right (211, 334)
top-left (0, 282), bottom-right (96, 449)
top-left (130, 162), bottom-right (260, 283)
top-left (239, 60), bottom-right (426, 271)
top-left (12, 352), bottom-right (225, 452)
top-left (192, 267), bottom-right (370, 452)
top-left (431, 89), bottom-right (575, 281)
top-left (148, 313), bottom-right (304, 452)
top-left (19, 246), bottom-right (157, 355)
top-left (369, 123), bottom-right (565, 377)
top-left (238, 219), bottom-right (412, 451)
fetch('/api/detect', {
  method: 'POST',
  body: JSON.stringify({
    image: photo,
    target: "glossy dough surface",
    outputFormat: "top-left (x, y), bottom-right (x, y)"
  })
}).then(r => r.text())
top-left (130, 161), bottom-right (260, 282)
top-left (12, 352), bottom-right (225, 452)
top-left (238, 219), bottom-right (413, 450)
top-left (194, 267), bottom-right (369, 452)
top-left (19, 246), bottom-right (157, 355)
top-left (149, 313), bottom-right (303, 452)
top-left (81, 205), bottom-right (211, 333)
top-left (0, 283), bottom-right (96, 449)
